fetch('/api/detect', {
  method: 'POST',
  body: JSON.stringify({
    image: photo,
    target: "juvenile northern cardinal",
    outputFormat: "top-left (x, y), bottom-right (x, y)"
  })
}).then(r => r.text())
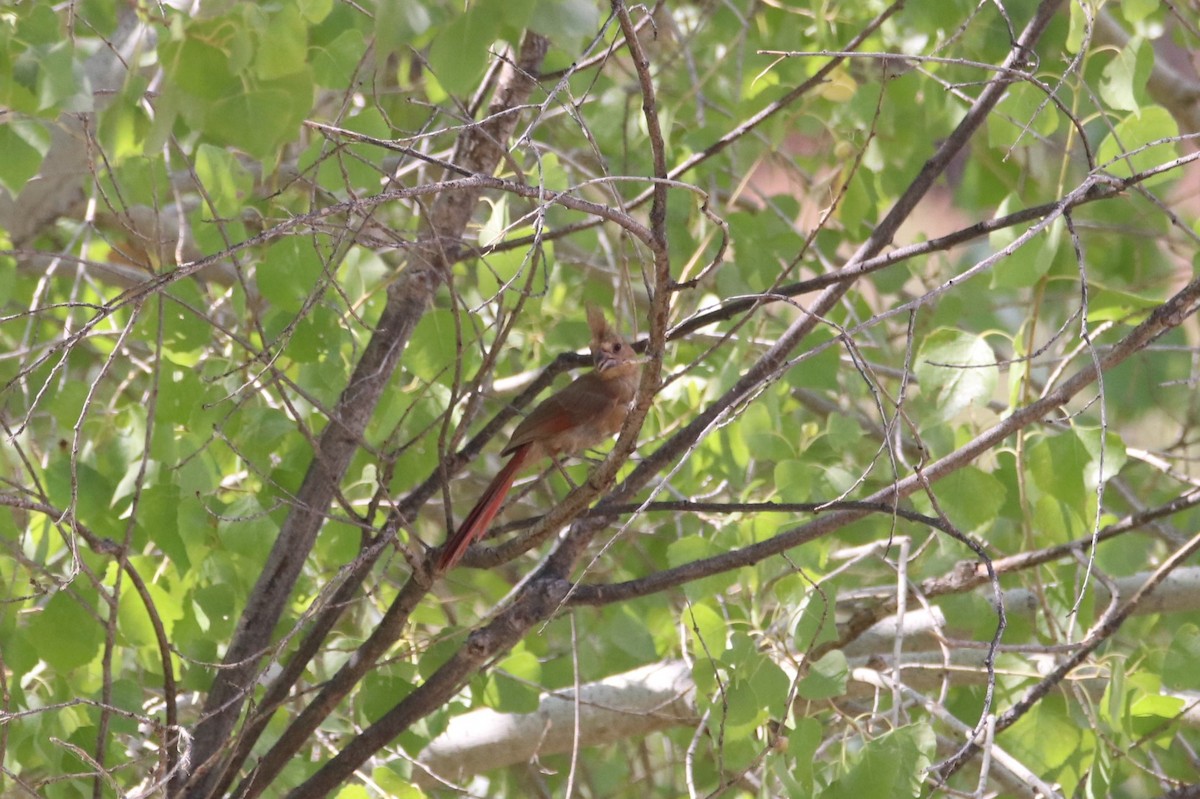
top-left (437, 306), bottom-right (640, 572)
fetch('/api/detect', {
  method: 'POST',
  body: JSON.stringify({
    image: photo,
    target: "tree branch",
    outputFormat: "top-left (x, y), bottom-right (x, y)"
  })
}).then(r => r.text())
top-left (185, 31), bottom-right (551, 799)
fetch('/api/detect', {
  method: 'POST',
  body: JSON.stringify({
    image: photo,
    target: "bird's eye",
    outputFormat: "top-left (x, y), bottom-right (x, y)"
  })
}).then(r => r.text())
top-left (612, 343), bottom-right (622, 352)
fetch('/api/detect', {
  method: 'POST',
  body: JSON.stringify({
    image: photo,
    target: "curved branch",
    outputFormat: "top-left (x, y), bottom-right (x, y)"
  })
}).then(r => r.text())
top-left (938, 529), bottom-right (1200, 779)
top-left (268, 8), bottom-right (1067, 796)
top-left (187, 31), bottom-right (552, 799)
top-left (469, 0), bottom-right (908, 262)
top-left (0, 494), bottom-right (180, 786)
top-left (283, 576), bottom-right (573, 799)
top-left (414, 660), bottom-right (695, 786)
top-left (586, 262), bottom-right (1200, 601)
top-left (565, 485), bottom-right (1200, 606)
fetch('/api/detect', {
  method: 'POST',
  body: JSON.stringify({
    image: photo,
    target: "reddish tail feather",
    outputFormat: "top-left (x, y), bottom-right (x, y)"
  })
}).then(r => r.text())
top-left (438, 443), bottom-right (532, 571)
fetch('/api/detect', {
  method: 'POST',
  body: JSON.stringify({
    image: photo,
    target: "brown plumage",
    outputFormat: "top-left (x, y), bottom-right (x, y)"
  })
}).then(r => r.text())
top-left (438, 307), bottom-right (640, 572)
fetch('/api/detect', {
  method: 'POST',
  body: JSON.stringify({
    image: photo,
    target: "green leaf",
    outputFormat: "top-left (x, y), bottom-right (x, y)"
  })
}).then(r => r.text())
top-left (723, 211), bottom-right (800, 287)
top-left (97, 92), bottom-right (151, 162)
top-left (665, 535), bottom-right (711, 572)
top-left (406, 308), bottom-right (461, 384)
top-left (747, 658), bottom-right (791, 718)
top-left (1007, 694), bottom-right (1081, 771)
top-left (29, 591), bottom-right (105, 671)
top-left (371, 766), bottom-right (423, 798)
top-left (532, 151), bottom-right (570, 192)
top-left (162, 288), bottom-right (217, 356)
top-left (49, 379), bottom-right (89, 430)
top-left (991, 214), bottom-right (1063, 290)
top-left (45, 459), bottom-right (121, 539)
top-left (257, 237), bottom-right (326, 314)
top-left (724, 675), bottom-right (765, 729)
top-left (606, 603), bottom-right (659, 662)
top-left (742, 401), bottom-right (798, 463)
top-left (787, 330), bottom-right (842, 392)
top-left (296, 0), bottom-right (334, 25)
top-left (117, 574), bottom-right (183, 647)
top-left (195, 144), bottom-right (253, 219)
top-left (217, 496), bottom-right (278, 559)
top-left (529, 0), bottom-right (601, 42)
top-left (376, 0), bottom-right (432, 60)
top-left (1027, 433), bottom-right (1083, 500)
top-left (1121, 0), bottom-right (1161, 24)
top-left (138, 485), bottom-right (191, 571)
top-left (311, 28), bottom-right (367, 88)
top-left (1097, 107), bottom-right (1180, 184)
top-left (1086, 284), bottom-right (1162, 324)
top-left (159, 32), bottom-right (241, 102)
top-left (1130, 692), bottom-right (1184, 738)
top-left (17, 3), bottom-right (62, 44)
top-left (786, 717), bottom-right (823, 794)
top-left (1066, 1), bottom-right (1088, 53)
top-left (254, 5), bottom-right (309, 80)
top-left (822, 724), bottom-right (935, 799)
top-left (156, 359), bottom-right (210, 428)
top-left (355, 671), bottom-right (411, 725)
top-left (30, 42), bottom-right (93, 112)
top-left (478, 195), bottom-right (510, 248)
top-left (987, 82), bottom-right (1058, 149)
top-left (1028, 428), bottom-right (1115, 505)
top-left (669, 536), bottom-right (738, 600)
top-left (683, 600), bottom-right (727, 659)
top-left (825, 412), bottom-right (862, 451)
top-left (796, 650), bottom-right (847, 700)
top-left (1099, 37), bottom-right (1153, 112)
top-left (915, 330), bottom-right (998, 423)
top-left (1075, 426), bottom-right (1127, 489)
top-left (836, 167), bottom-right (876, 238)
top-left (792, 589), bottom-right (839, 650)
top-left (280, 302), bottom-right (338, 364)
top-left (920, 466), bottom-right (1006, 533)
top-left (204, 72), bottom-right (314, 159)
top-left (1033, 494), bottom-right (1087, 545)
top-left (0, 119), bottom-right (49, 193)
top-left (1163, 624), bottom-right (1200, 691)
top-left (427, 5), bottom-right (501, 96)
top-left (193, 584), bottom-right (236, 642)
top-left (1100, 657), bottom-right (1128, 731)
top-left (474, 247), bottom-right (534, 300)
top-left (774, 459), bottom-right (814, 502)
top-left (487, 646), bottom-right (542, 713)
top-left (108, 679), bottom-right (145, 734)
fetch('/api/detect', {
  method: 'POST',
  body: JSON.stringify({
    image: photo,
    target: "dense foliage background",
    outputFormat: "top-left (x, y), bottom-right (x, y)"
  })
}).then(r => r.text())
top-left (2, 0), bottom-right (1200, 796)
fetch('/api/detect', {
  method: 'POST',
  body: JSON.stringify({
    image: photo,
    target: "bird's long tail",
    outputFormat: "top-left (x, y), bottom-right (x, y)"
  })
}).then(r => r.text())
top-left (438, 443), bottom-right (531, 572)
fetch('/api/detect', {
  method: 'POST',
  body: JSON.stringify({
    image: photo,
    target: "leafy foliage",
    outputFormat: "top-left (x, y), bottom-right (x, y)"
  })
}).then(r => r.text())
top-left (2, 0), bottom-right (1200, 797)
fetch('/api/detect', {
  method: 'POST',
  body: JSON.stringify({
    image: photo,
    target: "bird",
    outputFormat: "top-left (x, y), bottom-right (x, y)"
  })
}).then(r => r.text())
top-left (437, 306), bottom-right (640, 572)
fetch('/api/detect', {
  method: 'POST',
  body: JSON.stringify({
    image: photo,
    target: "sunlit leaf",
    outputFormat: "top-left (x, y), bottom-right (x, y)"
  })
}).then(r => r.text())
top-left (1099, 36), bottom-right (1153, 112)
top-left (915, 330), bottom-right (998, 423)
top-left (427, 6), bottom-right (500, 96)
top-left (0, 120), bottom-right (49, 193)
top-left (822, 724), bottom-right (934, 799)
top-left (29, 591), bottom-right (105, 671)
top-left (796, 650), bottom-right (847, 700)
top-left (1097, 107), bottom-right (1180, 184)
top-left (1163, 624), bottom-right (1200, 691)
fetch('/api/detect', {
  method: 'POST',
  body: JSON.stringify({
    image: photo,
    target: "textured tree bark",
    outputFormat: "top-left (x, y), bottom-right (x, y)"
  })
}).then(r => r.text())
top-left (412, 566), bottom-right (1200, 782)
top-left (183, 31), bottom-right (550, 799)
top-left (0, 12), bottom-right (149, 247)
top-left (276, 4), bottom-right (1070, 795)
top-left (415, 661), bottom-right (696, 785)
